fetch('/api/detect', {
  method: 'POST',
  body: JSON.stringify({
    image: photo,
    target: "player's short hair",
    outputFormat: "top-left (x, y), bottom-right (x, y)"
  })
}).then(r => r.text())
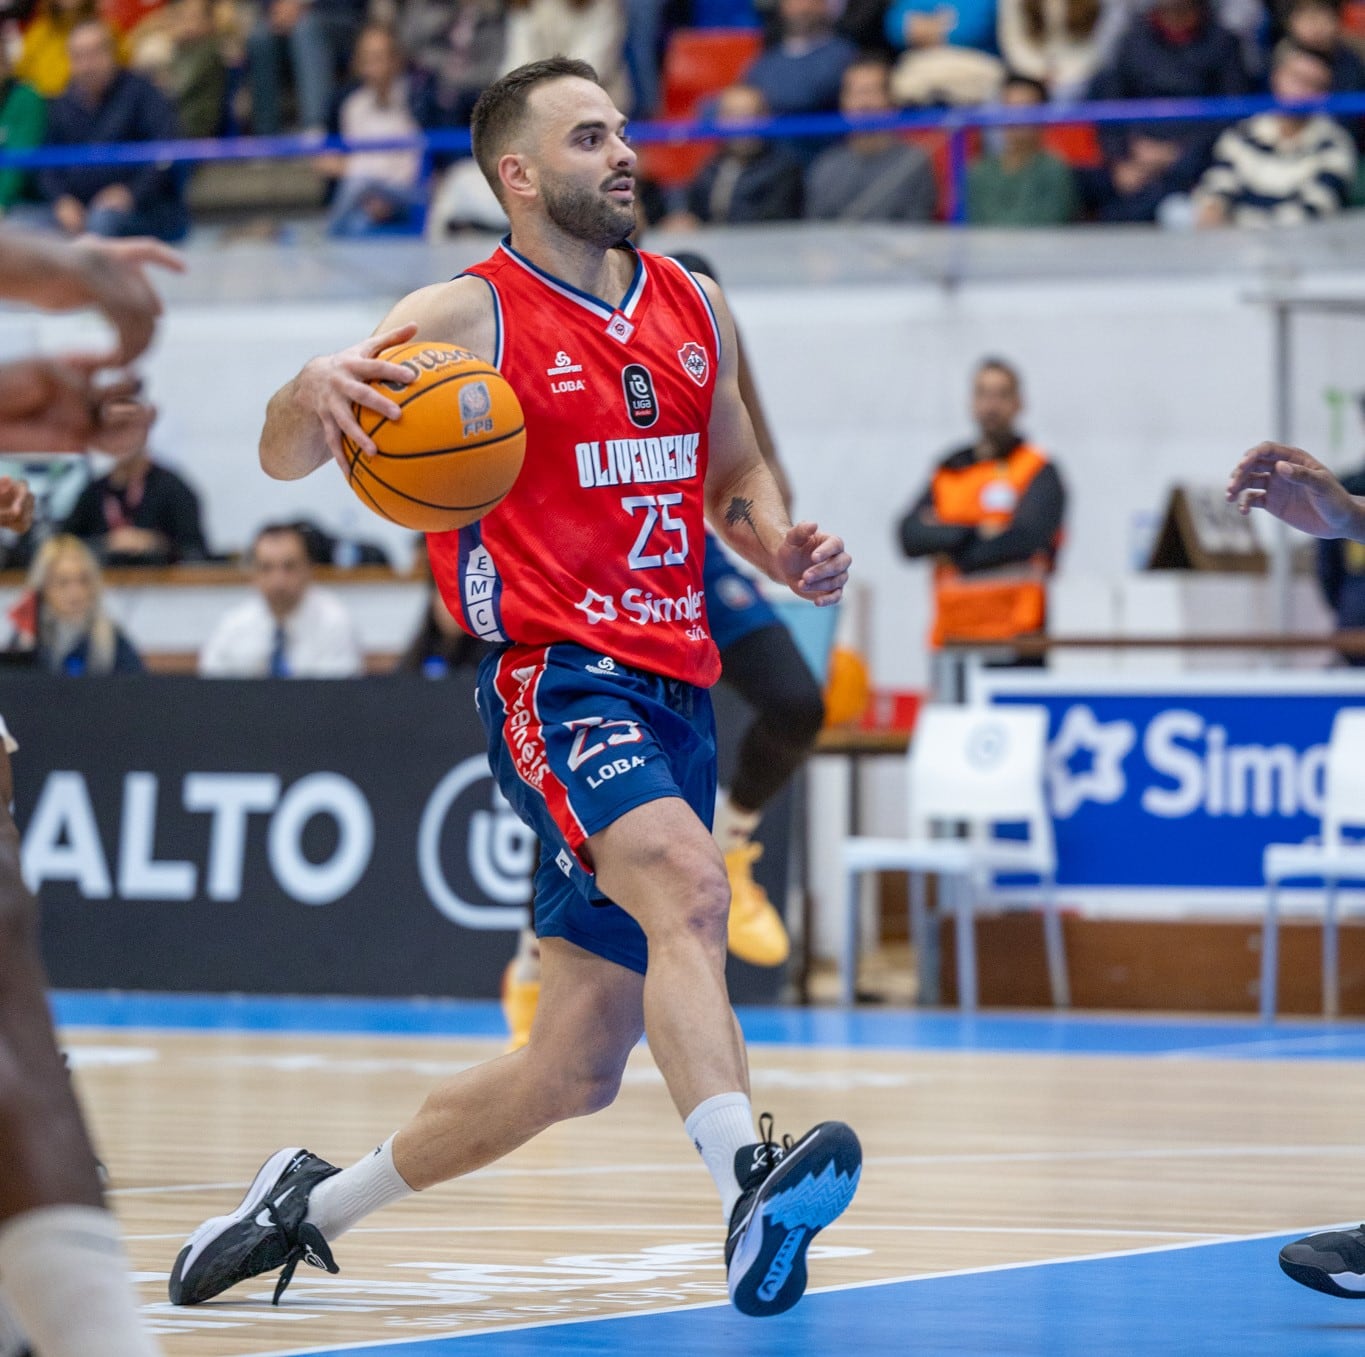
top-left (470, 57), bottom-right (602, 204)
top-left (1000, 71), bottom-right (1049, 103)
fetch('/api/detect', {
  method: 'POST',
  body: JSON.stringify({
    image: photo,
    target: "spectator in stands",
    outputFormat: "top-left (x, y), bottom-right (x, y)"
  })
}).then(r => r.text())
top-left (897, 357), bottom-right (1065, 654)
top-left (1192, 40), bottom-right (1355, 225)
top-left (15, 0), bottom-right (128, 98)
top-left (675, 83), bottom-right (804, 225)
top-left (1316, 457), bottom-right (1365, 663)
top-left (199, 521), bottom-right (363, 677)
top-left (967, 71), bottom-right (1080, 223)
top-left (399, 0), bottom-right (504, 131)
top-left (1284, 0), bottom-right (1365, 92)
top-left (1083, 0), bottom-right (1252, 220)
top-left (746, 0), bottom-right (856, 117)
top-left (34, 19), bottom-right (188, 240)
top-left (246, 0), bottom-right (365, 133)
top-left (130, 0), bottom-right (229, 139)
top-left (0, 44), bottom-right (46, 213)
top-left (62, 417), bottom-right (209, 564)
top-left (19, 533), bottom-right (144, 674)
top-left (501, 0), bottom-right (630, 112)
top-left (996, 0), bottom-right (1127, 100)
top-left (805, 55), bottom-right (937, 220)
top-left (314, 25), bottom-right (425, 236)
top-left (884, 0), bottom-right (1005, 107)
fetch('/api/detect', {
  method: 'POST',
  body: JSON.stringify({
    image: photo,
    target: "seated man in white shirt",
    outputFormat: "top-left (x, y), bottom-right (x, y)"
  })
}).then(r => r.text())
top-left (199, 522), bottom-right (364, 677)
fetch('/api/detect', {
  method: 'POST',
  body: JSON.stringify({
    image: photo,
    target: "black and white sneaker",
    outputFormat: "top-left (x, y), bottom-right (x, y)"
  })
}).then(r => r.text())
top-left (725, 1113), bottom-right (862, 1317)
top-left (168, 1147), bottom-right (341, 1307)
top-left (1280, 1225), bottom-right (1365, 1297)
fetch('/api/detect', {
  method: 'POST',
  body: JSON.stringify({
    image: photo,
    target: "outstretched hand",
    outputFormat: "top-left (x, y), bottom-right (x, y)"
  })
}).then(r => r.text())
top-left (299, 322), bottom-right (419, 470)
top-left (777, 521), bottom-right (851, 607)
top-left (1226, 441), bottom-right (1365, 541)
top-left (70, 237), bottom-right (185, 365)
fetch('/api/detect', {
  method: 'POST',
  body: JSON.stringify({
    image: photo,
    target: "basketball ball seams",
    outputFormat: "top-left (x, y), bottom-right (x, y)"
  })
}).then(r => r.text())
top-left (365, 424), bottom-right (526, 461)
top-left (347, 465), bottom-right (405, 524)
top-left (352, 455), bottom-right (511, 513)
top-left (359, 368), bottom-right (505, 439)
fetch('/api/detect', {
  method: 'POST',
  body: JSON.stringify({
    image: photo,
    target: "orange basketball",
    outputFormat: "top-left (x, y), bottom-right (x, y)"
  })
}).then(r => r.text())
top-left (342, 342), bottom-right (526, 533)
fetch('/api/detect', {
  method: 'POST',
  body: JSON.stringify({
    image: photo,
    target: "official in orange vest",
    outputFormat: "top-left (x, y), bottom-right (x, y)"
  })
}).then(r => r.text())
top-left (897, 357), bottom-right (1066, 649)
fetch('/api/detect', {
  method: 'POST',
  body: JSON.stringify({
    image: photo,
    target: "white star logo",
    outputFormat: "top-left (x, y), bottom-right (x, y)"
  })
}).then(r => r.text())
top-left (574, 589), bottom-right (617, 625)
top-left (1046, 705), bottom-right (1136, 818)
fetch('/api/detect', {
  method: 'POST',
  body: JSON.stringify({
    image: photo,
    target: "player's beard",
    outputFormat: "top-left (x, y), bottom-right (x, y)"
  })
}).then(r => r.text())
top-left (540, 170), bottom-right (635, 249)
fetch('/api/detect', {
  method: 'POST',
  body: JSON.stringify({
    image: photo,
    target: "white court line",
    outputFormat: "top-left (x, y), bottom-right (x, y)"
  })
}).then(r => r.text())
top-left (249, 1222), bottom-right (1338, 1357)
top-left (109, 1141), bottom-right (1365, 1199)
top-left (125, 1223), bottom-right (1213, 1244)
top-left (1159, 1032), bottom-right (1365, 1059)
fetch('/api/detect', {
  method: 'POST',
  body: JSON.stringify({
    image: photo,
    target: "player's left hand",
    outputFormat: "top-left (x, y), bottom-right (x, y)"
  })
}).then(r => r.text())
top-left (0, 477), bottom-right (34, 534)
top-left (779, 522), bottom-right (850, 607)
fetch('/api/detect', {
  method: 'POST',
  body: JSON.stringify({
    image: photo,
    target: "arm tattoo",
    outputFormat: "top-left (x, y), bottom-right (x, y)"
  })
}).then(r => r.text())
top-left (725, 496), bottom-right (758, 534)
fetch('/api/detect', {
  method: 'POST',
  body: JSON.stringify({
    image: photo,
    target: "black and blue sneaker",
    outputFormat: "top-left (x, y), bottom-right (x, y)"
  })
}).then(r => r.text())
top-left (168, 1147), bottom-right (341, 1307)
top-left (724, 1114), bottom-right (862, 1317)
top-left (1280, 1225), bottom-right (1365, 1297)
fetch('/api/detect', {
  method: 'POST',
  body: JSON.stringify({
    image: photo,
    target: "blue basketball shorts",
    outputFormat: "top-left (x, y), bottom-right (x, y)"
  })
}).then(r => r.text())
top-left (704, 533), bottom-right (780, 654)
top-left (476, 642), bottom-right (717, 975)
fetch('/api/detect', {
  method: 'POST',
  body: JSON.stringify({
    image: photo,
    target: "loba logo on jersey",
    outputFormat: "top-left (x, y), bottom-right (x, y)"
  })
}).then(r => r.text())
top-left (458, 381), bottom-right (494, 438)
top-left (622, 364), bottom-right (659, 428)
top-left (547, 349), bottom-right (585, 394)
top-left (678, 342), bottom-right (708, 387)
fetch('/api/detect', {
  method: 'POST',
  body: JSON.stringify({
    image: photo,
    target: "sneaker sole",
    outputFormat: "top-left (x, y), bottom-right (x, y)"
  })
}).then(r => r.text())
top-left (168, 1146), bottom-right (304, 1306)
top-left (728, 1122), bottom-right (862, 1318)
top-left (1280, 1252), bottom-right (1365, 1298)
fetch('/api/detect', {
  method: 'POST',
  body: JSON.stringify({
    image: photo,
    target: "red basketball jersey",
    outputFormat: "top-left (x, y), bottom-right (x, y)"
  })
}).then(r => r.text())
top-left (427, 241), bottom-right (723, 688)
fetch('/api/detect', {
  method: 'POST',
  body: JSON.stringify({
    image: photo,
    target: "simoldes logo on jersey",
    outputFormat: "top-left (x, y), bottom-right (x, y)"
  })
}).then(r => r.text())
top-left (573, 585), bottom-right (706, 630)
top-left (622, 364), bottom-right (659, 428)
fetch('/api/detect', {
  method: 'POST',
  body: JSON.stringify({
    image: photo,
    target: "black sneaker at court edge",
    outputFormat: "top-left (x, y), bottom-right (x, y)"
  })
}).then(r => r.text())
top-left (1280, 1225), bottom-right (1365, 1297)
top-left (725, 1113), bottom-right (862, 1317)
top-left (168, 1147), bottom-right (342, 1306)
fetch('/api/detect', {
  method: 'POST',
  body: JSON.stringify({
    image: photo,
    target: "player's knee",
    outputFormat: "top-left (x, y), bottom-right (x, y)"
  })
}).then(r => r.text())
top-left (563, 1065), bottom-right (624, 1118)
top-left (666, 857), bottom-right (730, 947)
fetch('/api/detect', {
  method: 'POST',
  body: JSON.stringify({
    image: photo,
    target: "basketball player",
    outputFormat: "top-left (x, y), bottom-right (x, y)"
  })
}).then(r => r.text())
top-left (0, 230), bottom-right (178, 1357)
top-left (1228, 437), bottom-right (1365, 1298)
top-left (169, 57), bottom-right (861, 1319)
top-left (500, 252), bottom-right (824, 1045)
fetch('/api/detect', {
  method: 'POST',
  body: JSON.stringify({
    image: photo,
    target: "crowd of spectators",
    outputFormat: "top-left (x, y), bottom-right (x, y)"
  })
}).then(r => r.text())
top-left (0, 0), bottom-right (1359, 236)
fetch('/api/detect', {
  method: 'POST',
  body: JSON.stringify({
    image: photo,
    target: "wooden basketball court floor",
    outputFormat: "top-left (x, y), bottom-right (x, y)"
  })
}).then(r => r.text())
top-left (53, 991), bottom-right (1365, 1357)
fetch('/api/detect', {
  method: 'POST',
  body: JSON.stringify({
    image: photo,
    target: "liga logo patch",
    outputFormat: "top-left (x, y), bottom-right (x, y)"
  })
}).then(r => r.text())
top-left (622, 363), bottom-right (659, 429)
top-left (678, 341), bottom-right (708, 387)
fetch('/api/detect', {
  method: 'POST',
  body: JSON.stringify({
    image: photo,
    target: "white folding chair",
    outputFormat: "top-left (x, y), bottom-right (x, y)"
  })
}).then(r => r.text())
top-left (839, 703), bottom-right (1066, 1011)
top-left (1261, 706), bottom-right (1365, 1022)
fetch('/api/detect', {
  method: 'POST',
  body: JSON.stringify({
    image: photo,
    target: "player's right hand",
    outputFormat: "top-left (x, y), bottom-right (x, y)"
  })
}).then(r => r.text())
top-left (300, 322), bottom-right (419, 470)
top-left (1226, 441), bottom-right (1365, 540)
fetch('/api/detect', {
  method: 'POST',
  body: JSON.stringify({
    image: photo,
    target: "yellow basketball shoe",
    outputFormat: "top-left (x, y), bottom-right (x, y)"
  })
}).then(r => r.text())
top-left (501, 960), bottom-right (540, 1052)
top-left (725, 842), bottom-right (791, 967)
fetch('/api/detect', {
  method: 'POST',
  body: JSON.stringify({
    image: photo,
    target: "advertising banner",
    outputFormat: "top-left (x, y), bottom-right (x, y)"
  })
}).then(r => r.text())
top-left (975, 672), bottom-right (1365, 894)
top-left (5, 676), bottom-right (788, 1000)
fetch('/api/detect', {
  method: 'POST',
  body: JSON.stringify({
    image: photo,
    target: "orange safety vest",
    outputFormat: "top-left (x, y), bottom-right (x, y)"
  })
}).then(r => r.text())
top-left (929, 442), bottom-right (1056, 647)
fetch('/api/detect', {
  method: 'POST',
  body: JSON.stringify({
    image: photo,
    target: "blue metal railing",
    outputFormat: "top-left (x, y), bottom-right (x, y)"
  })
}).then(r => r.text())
top-left (5, 91), bottom-right (1365, 227)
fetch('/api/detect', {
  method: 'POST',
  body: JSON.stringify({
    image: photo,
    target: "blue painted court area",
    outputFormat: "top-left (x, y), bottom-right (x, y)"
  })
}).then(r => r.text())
top-left (266, 1233), bottom-right (1365, 1357)
top-left (48, 989), bottom-right (1365, 1061)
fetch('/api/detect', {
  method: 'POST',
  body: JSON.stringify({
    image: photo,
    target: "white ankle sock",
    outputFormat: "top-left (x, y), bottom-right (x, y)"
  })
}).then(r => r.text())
top-left (0, 1296), bottom-right (25, 1357)
top-left (0, 1205), bottom-right (160, 1357)
top-left (684, 1092), bottom-right (758, 1220)
top-left (713, 792), bottom-right (761, 853)
top-left (304, 1136), bottom-right (413, 1241)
